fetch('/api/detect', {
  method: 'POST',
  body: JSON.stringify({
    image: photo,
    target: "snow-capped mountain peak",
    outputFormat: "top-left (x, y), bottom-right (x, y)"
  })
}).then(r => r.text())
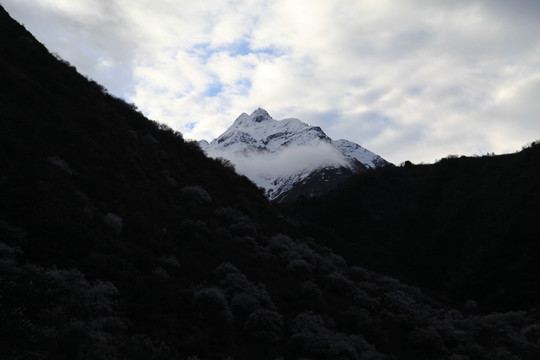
top-left (232, 108), bottom-right (272, 126)
top-left (211, 108), bottom-right (331, 154)
top-left (201, 109), bottom-right (390, 201)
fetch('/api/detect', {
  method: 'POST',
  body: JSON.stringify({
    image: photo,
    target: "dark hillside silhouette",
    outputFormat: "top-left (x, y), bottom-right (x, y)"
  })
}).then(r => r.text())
top-left (281, 145), bottom-right (540, 311)
top-left (1, 5), bottom-right (539, 359)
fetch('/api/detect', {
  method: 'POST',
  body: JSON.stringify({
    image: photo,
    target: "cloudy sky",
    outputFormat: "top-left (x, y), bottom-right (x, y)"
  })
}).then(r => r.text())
top-left (3, 0), bottom-right (540, 163)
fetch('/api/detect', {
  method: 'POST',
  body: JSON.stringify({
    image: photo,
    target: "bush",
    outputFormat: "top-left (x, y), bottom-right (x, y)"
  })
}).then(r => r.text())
top-left (0, 245), bottom-right (127, 359)
top-left (215, 263), bottom-right (276, 311)
top-left (47, 155), bottom-right (74, 175)
top-left (215, 262), bottom-right (241, 278)
top-left (192, 287), bottom-right (232, 323)
top-left (287, 259), bottom-right (313, 276)
top-left (244, 309), bottom-right (283, 344)
top-left (300, 281), bottom-right (322, 301)
top-left (219, 271), bottom-right (252, 295)
top-left (289, 312), bottom-right (382, 360)
top-left (230, 292), bottom-right (261, 318)
top-left (160, 255), bottom-right (180, 268)
top-left (180, 186), bottom-right (212, 204)
top-left (104, 212), bottom-right (123, 233)
top-left (152, 267), bottom-right (170, 281)
top-left (267, 234), bottom-right (294, 254)
top-left (293, 243), bottom-right (320, 266)
top-left (324, 271), bottom-right (355, 295)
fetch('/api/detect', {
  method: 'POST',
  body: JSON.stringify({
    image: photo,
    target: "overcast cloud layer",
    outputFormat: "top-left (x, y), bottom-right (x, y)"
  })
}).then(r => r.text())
top-left (3, 0), bottom-right (540, 163)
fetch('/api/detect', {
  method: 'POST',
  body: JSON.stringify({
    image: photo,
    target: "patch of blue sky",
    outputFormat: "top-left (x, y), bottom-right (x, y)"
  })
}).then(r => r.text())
top-left (185, 42), bottom-right (211, 56)
top-left (232, 79), bottom-right (252, 95)
top-left (185, 122), bottom-right (196, 131)
top-left (206, 82), bottom-right (223, 97)
top-left (188, 40), bottom-right (286, 60)
top-left (250, 45), bottom-right (286, 57)
top-left (226, 40), bottom-right (286, 57)
top-left (228, 40), bottom-right (251, 56)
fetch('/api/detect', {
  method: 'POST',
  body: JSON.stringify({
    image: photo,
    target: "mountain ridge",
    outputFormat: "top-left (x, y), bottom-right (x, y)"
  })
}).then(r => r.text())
top-left (200, 108), bottom-right (390, 201)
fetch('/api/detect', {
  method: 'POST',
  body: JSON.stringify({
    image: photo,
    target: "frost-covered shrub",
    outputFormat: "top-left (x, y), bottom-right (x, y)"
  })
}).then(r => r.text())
top-left (489, 346), bottom-right (521, 360)
top-left (324, 271), bottom-right (355, 295)
top-left (0, 241), bottom-right (23, 257)
top-left (1, 251), bottom-right (127, 360)
top-left (179, 219), bottom-right (209, 239)
top-left (521, 323), bottom-right (540, 344)
top-left (0, 221), bottom-right (27, 248)
top-left (232, 235), bottom-right (258, 249)
top-left (214, 207), bottom-right (251, 227)
top-left (141, 133), bottom-right (158, 145)
top-left (319, 253), bottom-right (348, 274)
top-left (152, 267), bottom-right (170, 281)
top-left (215, 262), bottom-right (241, 278)
top-left (292, 311), bottom-right (327, 333)
top-left (215, 208), bottom-right (257, 235)
top-left (447, 355), bottom-right (471, 360)
top-left (161, 170), bottom-right (177, 187)
top-left (229, 221), bottom-right (257, 236)
top-left (267, 234), bottom-right (294, 254)
top-left (293, 243), bottom-right (320, 266)
top-left (480, 311), bottom-right (527, 332)
top-left (352, 290), bottom-right (379, 310)
top-left (159, 150), bottom-right (169, 159)
top-left (160, 255), bottom-right (180, 268)
top-left (103, 212), bottom-right (123, 233)
top-left (215, 207), bottom-right (243, 221)
top-left (123, 334), bottom-right (173, 359)
top-left (327, 253), bottom-right (347, 269)
top-left (267, 235), bottom-right (319, 265)
top-left (127, 129), bottom-right (138, 140)
top-left (299, 281), bottom-right (323, 306)
top-left (355, 280), bottom-right (378, 295)
top-left (409, 326), bottom-right (448, 355)
top-left (180, 185), bottom-right (212, 203)
top-left (231, 292), bottom-right (261, 318)
top-left (47, 155), bottom-right (74, 175)
top-left (463, 299), bottom-right (478, 311)
top-left (244, 309), bottom-right (283, 343)
top-left (349, 266), bottom-right (378, 282)
top-left (192, 287), bottom-right (232, 323)
top-left (219, 271), bottom-right (252, 295)
top-left (215, 263), bottom-right (276, 311)
top-left (287, 259), bottom-right (313, 276)
top-left (250, 283), bottom-right (276, 310)
top-left (375, 275), bottom-right (401, 289)
top-left (338, 306), bottom-right (381, 337)
top-left (290, 312), bottom-right (382, 360)
top-left (426, 311), bottom-right (471, 350)
top-left (382, 290), bottom-right (421, 316)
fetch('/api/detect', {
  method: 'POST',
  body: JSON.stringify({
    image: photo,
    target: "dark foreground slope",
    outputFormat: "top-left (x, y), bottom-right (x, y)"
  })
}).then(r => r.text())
top-left (282, 146), bottom-right (540, 312)
top-left (1, 6), bottom-right (540, 360)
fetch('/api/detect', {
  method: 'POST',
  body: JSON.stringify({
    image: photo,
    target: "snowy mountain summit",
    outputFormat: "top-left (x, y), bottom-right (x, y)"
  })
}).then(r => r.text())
top-left (200, 108), bottom-right (389, 201)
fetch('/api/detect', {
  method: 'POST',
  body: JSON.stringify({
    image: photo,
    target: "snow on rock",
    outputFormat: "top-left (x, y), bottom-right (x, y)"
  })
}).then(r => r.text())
top-left (332, 139), bottom-right (387, 169)
top-left (201, 108), bottom-right (389, 201)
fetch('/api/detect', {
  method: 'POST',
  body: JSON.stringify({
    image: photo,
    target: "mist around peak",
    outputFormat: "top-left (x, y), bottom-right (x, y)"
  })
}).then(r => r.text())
top-left (208, 141), bottom-right (351, 188)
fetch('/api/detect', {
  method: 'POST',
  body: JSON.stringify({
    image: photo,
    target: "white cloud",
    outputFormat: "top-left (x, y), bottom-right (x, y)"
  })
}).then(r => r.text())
top-left (207, 142), bottom-right (349, 189)
top-left (2, 0), bottom-right (540, 163)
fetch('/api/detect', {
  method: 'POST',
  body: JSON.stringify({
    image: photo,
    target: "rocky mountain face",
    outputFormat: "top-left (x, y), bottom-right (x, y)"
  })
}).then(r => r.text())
top-left (200, 108), bottom-right (389, 201)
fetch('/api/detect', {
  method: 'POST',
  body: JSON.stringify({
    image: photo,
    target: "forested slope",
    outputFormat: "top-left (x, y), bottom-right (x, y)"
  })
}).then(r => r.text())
top-left (281, 145), bottom-right (540, 312)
